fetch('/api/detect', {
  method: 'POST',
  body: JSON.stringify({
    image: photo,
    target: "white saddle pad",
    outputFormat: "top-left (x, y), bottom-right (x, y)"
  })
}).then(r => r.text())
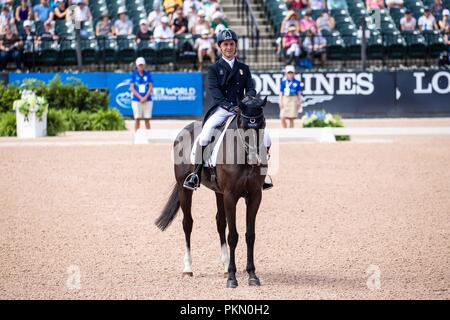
top-left (190, 115), bottom-right (236, 167)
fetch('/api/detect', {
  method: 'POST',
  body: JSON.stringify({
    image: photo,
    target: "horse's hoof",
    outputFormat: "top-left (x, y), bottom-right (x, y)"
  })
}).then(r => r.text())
top-left (182, 272), bottom-right (193, 277)
top-left (248, 277), bottom-right (261, 286)
top-left (226, 279), bottom-right (238, 288)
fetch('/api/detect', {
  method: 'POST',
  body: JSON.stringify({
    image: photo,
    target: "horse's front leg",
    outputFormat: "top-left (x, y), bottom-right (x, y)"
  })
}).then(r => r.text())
top-left (215, 192), bottom-right (229, 277)
top-left (224, 191), bottom-right (239, 288)
top-left (245, 189), bottom-right (262, 286)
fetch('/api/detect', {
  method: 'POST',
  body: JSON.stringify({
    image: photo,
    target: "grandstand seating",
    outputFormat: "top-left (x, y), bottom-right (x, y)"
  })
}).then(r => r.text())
top-left (5, 0), bottom-right (450, 69)
top-left (264, 0), bottom-right (449, 65)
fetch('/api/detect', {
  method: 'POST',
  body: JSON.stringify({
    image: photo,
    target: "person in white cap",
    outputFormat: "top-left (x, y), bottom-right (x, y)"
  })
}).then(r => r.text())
top-left (130, 57), bottom-right (154, 131)
top-left (438, 9), bottom-right (449, 33)
top-left (113, 6), bottom-right (133, 36)
top-left (19, 19), bottom-right (36, 51)
top-left (279, 65), bottom-right (303, 128)
top-left (191, 9), bottom-right (210, 36)
top-left (194, 28), bottom-right (216, 70)
top-left (211, 11), bottom-right (228, 31)
top-left (153, 15), bottom-right (174, 42)
top-left (136, 19), bottom-right (153, 43)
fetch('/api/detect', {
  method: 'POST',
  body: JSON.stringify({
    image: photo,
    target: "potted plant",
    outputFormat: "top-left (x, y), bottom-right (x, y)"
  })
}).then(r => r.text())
top-left (13, 90), bottom-right (49, 138)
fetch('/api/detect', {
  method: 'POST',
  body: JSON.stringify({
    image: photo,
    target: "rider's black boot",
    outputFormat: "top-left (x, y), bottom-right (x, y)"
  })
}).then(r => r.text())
top-left (183, 145), bottom-right (205, 191)
top-left (263, 146), bottom-right (273, 190)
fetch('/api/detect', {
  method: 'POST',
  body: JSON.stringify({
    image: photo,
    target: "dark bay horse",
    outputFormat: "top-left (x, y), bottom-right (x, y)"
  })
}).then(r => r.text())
top-left (155, 95), bottom-right (268, 288)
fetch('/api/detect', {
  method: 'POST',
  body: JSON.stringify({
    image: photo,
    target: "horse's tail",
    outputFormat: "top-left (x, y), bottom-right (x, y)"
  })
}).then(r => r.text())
top-left (155, 183), bottom-right (180, 231)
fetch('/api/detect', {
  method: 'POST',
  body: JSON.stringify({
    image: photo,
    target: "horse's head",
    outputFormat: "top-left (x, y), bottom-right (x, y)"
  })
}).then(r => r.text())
top-left (237, 95), bottom-right (267, 131)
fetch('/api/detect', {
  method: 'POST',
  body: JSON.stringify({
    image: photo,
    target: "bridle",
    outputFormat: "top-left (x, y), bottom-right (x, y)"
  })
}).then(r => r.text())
top-left (237, 108), bottom-right (265, 166)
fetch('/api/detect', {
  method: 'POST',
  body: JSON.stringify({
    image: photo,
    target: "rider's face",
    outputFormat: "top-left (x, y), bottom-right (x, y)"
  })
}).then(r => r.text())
top-left (219, 40), bottom-right (236, 60)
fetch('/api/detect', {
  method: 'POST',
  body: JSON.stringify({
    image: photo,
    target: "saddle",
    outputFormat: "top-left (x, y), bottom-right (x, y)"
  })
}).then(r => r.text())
top-left (190, 109), bottom-right (237, 182)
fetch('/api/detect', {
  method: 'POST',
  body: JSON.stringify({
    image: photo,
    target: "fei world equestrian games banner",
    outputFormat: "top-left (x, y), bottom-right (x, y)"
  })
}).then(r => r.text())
top-left (204, 70), bottom-right (450, 117)
top-left (8, 72), bottom-right (203, 117)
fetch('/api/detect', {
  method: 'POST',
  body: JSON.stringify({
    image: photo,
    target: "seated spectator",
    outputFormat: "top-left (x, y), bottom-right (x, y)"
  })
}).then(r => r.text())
top-left (303, 28), bottom-right (327, 66)
top-left (37, 20), bottom-right (58, 42)
top-left (0, 5), bottom-right (17, 35)
top-left (400, 9), bottom-right (416, 31)
top-left (183, 0), bottom-right (202, 16)
top-left (430, 0), bottom-right (444, 18)
top-left (327, 0), bottom-right (348, 10)
top-left (191, 10), bottom-right (211, 36)
top-left (0, 25), bottom-right (22, 71)
top-left (204, 0), bottom-right (223, 22)
top-left (287, 0), bottom-right (308, 10)
top-left (309, 0), bottom-right (326, 10)
top-left (95, 12), bottom-right (113, 37)
top-left (438, 9), bottom-right (449, 32)
top-left (172, 7), bottom-right (188, 36)
top-left (15, 0), bottom-right (33, 21)
top-left (136, 19), bottom-right (153, 43)
top-left (211, 11), bottom-right (228, 34)
top-left (33, 0), bottom-right (53, 23)
top-left (366, 0), bottom-right (384, 10)
top-left (20, 19), bottom-right (36, 51)
top-left (148, 2), bottom-right (164, 29)
top-left (73, 0), bottom-right (92, 23)
top-left (282, 25), bottom-right (301, 64)
top-left (300, 10), bottom-right (316, 33)
top-left (187, 4), bottom-right (199, 31)
top-left (385, 0), bottom-right (403, 8)
top-left (194, 29), bottom-right (215, 71)
top-left (153, 16), bottom-right (174, 42)
top-left (281, 10), bottom-right (300, 34)
top-left (163, 0), bottom-right (182, 20)
top-left (418, 7), bottom-right (438, 31)
top-left (53, 0), bottom-right (68, 20)
top-left (316, 9), bottom-right (335, 33)
top-left (114, 7), bottom-right (133, 36)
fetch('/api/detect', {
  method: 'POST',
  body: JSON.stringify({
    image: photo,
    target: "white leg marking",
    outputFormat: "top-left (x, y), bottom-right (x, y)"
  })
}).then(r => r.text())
top-left (221, 243), bottom-right (230, 272)
top-left (183, 243), bottom-right (192, 273)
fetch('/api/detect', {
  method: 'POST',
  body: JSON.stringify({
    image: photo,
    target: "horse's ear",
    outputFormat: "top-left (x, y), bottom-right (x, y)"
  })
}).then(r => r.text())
top-left (262, 96), bottom-right (268, 107)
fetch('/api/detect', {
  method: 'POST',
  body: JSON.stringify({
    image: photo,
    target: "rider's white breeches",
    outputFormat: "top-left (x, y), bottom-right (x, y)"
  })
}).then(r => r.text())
top-left (198, 107), bottom-right (271, 148)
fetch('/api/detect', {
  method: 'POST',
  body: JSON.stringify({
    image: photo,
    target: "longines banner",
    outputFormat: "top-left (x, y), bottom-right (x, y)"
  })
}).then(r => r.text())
top-left (203, 70), bottom-right (450, 117)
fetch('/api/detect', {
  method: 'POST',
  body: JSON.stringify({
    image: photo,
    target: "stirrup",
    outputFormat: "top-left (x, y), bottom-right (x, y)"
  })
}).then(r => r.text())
top-left (183, 172), bottom-right (200, 191)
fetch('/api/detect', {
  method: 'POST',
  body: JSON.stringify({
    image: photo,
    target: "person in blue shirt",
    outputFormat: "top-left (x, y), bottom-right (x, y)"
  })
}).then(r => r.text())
top-left (130, 57), bottom-right (154, 131)
top-left (279, 65), bottom-right (303, 128)
top-left (33, 0), bottom-right (53, 23)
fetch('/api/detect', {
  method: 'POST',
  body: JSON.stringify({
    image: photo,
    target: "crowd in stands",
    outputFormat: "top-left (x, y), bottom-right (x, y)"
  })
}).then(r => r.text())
top-left (0, 0), bottom-right (229, 71)
top-left (279, 0), bottom-right (450, 65)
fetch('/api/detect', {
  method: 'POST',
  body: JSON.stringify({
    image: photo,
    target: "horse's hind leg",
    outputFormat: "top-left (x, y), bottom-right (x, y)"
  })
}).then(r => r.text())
top-left (215, 192), bottom-right (229, 277)
top-left (179, 186), bottom-right (194, 276)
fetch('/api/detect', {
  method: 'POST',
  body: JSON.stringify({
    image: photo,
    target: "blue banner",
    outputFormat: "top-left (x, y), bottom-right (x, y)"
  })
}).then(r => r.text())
top-left (9, 72), bottom-right (203, 117)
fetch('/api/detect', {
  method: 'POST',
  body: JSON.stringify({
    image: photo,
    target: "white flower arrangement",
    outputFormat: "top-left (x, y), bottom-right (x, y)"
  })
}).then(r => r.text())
top-left (13, 90), bottom-right (48, 121)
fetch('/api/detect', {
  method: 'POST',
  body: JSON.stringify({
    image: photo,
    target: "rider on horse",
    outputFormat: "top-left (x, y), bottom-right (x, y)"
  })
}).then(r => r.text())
top-left (183, 28), bottom-right (273, 191)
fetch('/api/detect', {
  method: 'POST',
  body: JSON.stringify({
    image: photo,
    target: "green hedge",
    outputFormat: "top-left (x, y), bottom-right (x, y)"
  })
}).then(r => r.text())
top-left (0, 75), bottom-right (125, 137)
top-left (0, 108), bottom-right (126, 137)
top-left (3, 75), bottom-right (109, 113)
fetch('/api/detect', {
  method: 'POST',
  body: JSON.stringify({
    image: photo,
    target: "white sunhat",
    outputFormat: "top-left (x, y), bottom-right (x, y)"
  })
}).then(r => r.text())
top-left (136, 57), bottom-right (146, 66)
top-left (23, 20), bottom-right (32, 27)
top-left (160, 16), bottom-right (169, 23)
top-left (139, 19), bottom-right (148, 25)
top-left (117, 6), bottom-right (127, 15)
top-left (212, 11), bottom-right (224, 20)
top-left (443, 9), bottom-right (450, 16)
top-left (201, 29), bottom-right (209, 35)
top-left (285, 65), bottom-right (295, 73)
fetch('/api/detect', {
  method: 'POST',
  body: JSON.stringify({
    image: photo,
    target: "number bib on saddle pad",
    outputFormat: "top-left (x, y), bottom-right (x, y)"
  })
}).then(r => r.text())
top-left (190, 115), bottom-right (236, 168)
